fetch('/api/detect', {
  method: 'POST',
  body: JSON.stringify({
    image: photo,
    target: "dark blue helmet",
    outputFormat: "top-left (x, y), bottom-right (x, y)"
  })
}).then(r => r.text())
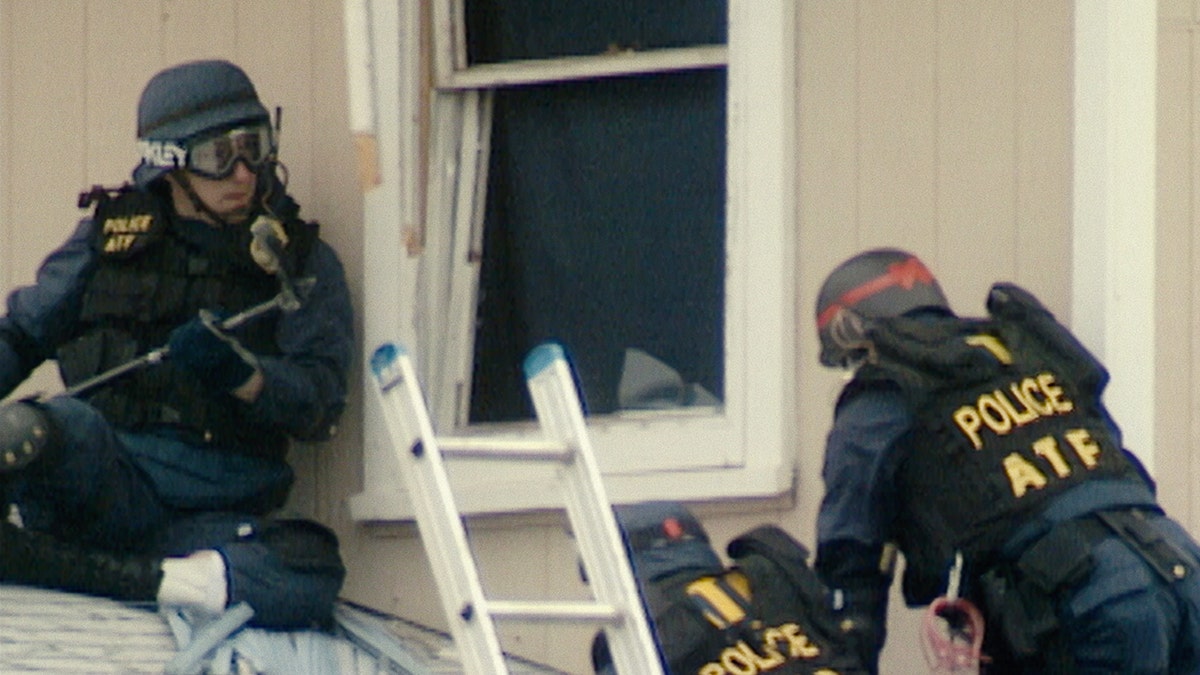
top-left (613, 501), bottom-right (723, 583)
top-left (816, 248), bottom-right (951, 368)
top-left (133, 60), bottom-right (271, 187)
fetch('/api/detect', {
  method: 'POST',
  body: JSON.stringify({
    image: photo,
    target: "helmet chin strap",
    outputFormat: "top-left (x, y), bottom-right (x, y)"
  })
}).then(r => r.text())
top-left (259, 159), bottom-right (288, 219)
top-left (174, 170), bottom-right (239, 228)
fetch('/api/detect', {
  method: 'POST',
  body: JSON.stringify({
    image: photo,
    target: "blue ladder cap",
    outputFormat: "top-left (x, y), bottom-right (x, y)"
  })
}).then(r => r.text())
top-left (370, 343), bottom-right (408, 378)
top-left (524, 342), bottom-right (565, 380)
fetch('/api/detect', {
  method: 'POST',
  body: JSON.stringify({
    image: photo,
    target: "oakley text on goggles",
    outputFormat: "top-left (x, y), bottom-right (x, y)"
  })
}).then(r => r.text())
top-left (139, 125), bottom-right (276, 180)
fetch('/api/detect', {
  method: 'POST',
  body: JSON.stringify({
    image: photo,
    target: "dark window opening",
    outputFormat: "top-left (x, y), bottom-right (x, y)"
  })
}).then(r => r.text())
top-left (465, 0), bottom-right (727, 423)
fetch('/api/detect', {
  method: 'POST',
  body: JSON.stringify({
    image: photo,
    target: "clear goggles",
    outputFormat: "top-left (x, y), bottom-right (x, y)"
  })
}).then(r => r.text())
top-left (185, 125), bottom-right (275, 179)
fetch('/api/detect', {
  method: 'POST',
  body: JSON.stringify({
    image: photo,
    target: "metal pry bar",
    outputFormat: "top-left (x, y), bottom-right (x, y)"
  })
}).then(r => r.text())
top-left (57, 277), bottom-right (315, 400)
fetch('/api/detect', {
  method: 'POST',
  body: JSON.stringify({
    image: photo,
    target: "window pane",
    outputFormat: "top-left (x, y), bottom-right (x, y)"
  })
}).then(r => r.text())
top-left (470, 70), bottom-right (726, 422)
top-left (465, 0), bottom-right (727, 64)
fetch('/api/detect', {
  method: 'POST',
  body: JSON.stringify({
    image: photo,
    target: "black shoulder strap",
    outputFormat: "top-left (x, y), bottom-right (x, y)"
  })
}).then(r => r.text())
top-left (727, 526), bottom-right (843, 638)
top-left (727, 525), bottom-right (816, 592)
top-left (727, 524), bottom-right (808, 556)
top-left (729, 526), bottom-right (872, 674)
top-left (867, 316), bottom-right (1003, 386)
top-left (986, 281), bottom-right (1109, 392)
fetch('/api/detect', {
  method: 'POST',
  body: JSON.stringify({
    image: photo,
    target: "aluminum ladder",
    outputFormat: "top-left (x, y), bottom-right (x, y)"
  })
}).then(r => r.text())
top-left (368, 341), bottom-right (663, 675)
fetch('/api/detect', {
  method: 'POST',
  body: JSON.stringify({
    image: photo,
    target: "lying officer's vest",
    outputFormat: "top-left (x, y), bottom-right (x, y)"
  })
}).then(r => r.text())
top-left (843, 283), bottom-right (1148, 604)
top-left (57, 183), bottom-right (318, 462)
top-left (593, 502), bottom-right (865, 675)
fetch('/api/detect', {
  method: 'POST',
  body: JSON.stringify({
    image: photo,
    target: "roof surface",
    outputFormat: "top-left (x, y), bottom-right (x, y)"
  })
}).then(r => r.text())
top-left (0, 584), bottom-right (567, 674)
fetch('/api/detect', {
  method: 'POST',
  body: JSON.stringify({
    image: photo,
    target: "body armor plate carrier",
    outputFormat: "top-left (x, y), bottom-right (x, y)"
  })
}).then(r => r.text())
top-left (841, 283), bottom-right (1147, 604)
top-left (56, 185), bottom-right (317, 462)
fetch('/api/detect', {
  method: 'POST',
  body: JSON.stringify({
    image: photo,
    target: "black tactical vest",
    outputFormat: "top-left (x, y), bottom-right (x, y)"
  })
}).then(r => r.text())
top-left (57, 185), bottom-right (317, 461)
top-left (594, 526), bottom-right (866, 674)
top-left (842, 285), bottom-right (1147, 604)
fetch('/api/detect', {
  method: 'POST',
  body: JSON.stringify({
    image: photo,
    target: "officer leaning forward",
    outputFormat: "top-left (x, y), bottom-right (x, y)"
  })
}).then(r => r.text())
top-left (0, 59), bottom-right (354, 629)
top-left (812, 248), bottom-right (1200, 673)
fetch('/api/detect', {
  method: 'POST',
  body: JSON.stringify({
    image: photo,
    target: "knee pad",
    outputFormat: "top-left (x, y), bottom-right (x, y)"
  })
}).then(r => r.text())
top-left (0, 399), bottom-right (60, 473)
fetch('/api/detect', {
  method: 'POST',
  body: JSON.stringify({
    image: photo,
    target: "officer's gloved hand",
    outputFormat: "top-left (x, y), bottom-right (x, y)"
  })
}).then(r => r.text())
top-left (838, 610), bottom-right (884, 675)
top-left (168, 310), bottom-right (259, 392)
top-left (826, 584), bottom-right (887, 675)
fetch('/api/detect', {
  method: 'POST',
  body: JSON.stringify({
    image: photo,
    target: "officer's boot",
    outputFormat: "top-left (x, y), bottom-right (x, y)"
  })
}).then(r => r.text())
top-left (0, 399), bottom-right (59, 474)
top-left (0, 519), bottom-right (163, 602)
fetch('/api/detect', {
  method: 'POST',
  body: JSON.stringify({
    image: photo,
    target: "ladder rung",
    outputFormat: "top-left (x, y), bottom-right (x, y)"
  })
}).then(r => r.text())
top-left (370, 341), bottom-right (664, 673)
top-left (437, 437), bottom-right (574, 462)
top-left (485, 600), bottom-right (622, 624)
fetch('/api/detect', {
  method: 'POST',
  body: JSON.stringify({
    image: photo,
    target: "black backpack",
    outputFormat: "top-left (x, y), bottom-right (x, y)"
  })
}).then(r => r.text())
top-left (592, 502), bottom-right (867, 674)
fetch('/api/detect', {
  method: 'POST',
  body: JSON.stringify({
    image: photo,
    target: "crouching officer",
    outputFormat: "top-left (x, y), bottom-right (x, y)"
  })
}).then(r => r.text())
top-left (813, 248), bottom-right (1200, 672)
top-left (0, 58), bottom-right (353, 630)
top-left (592, 501), bottom-right (866, 674)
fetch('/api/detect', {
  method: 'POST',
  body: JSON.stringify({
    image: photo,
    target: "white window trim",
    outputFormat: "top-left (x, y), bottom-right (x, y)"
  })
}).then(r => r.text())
top-left (1071, 1), bottom-right (1156, 471)
top-left (349, 0), bottom-right (797, 520)
top-left (435, 46), bottom-right (730, 90)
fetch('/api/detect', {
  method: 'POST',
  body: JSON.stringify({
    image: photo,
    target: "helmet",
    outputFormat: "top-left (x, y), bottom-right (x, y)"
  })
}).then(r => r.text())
top-left (815, 248), bottom-right (950, 368)
top-left (132, 60), bottom-right (271, 187)
top-left (612, 501), bottom-right (723, 583)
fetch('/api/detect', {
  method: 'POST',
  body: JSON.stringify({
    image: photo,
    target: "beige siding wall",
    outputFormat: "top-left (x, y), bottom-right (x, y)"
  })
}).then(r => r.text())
top-left (796, 3), bottom-right (1074, 671)
top-left (3, 1), bottom-right (1194, 672)
top-left (1158, 0), bottom-right (1200, 534)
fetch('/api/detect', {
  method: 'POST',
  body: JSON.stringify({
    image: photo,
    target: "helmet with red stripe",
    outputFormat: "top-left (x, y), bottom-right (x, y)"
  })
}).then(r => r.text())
top-left (816, 248), bottom-right (950, 368)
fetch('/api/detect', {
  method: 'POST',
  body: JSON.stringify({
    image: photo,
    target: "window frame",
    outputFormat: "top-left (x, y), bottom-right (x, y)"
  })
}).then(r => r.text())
top-left (349, 0), bottom-right (796, 520)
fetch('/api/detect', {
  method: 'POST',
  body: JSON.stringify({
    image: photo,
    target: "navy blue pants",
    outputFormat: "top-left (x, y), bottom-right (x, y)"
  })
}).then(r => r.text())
top-left (3, 396), bottom-right (344, 629)
top-left (1056, 513), bottom-right (1200, 674)
top-left (993, 511), bottom-right (1200, 674)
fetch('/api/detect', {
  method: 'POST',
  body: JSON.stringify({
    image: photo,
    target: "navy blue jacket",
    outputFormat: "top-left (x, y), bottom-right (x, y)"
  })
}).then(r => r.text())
top-left (815, 374), bottom-right (1159, 669)
top-left (0, 194), bottom-right (353, 508)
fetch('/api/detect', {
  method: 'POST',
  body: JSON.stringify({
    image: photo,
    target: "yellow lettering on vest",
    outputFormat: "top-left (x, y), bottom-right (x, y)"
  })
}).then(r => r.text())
top-left (1064, 428), bottom-right (1101, 468)
top-left (721, 642), bottom-right (758, 675)
top-left (103, 217), bottom-right (128, 234)
top-left (1032, 435), bottom-right (1072, 478)
top-left (735, 639), bottom-right (775, 671)
top-left (129, 214), bottom-right (152, 233)
top-left (953, 407), bottom-right (985, 450)
top-left (996, 388), bottom-right (1038, 426)
top-left (1037, 373), bottom-right (1073, 412)
top-left (761, 626), bottom-right (784, 648)
top-left (977, 394), bottom-right (1013, 435)
top-left (700, 622), bottom-right (827, 674)
top-left (753, 634), bottom-right (792, 662)
top-left (103, 215), bottom-right (153, 235)
top-left (966, 334), bottom-right (1013, 363)
top-left (687, 576), bottom-right (747, 628)
top-left (952, 371), bottom-right (1079, 451)
top-left (1003, 453), bottom-right (1048, 497)
top-left (726, 570), bottom-right (752, 599)
top-left (103, 234), bottom-right (136, 253)
top-left (780, 623), bottom-right (821, 658)
top-left (1017, 377), bottom-right (1055, 415)
top-left (751, 640), bottom-right (786, 670)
